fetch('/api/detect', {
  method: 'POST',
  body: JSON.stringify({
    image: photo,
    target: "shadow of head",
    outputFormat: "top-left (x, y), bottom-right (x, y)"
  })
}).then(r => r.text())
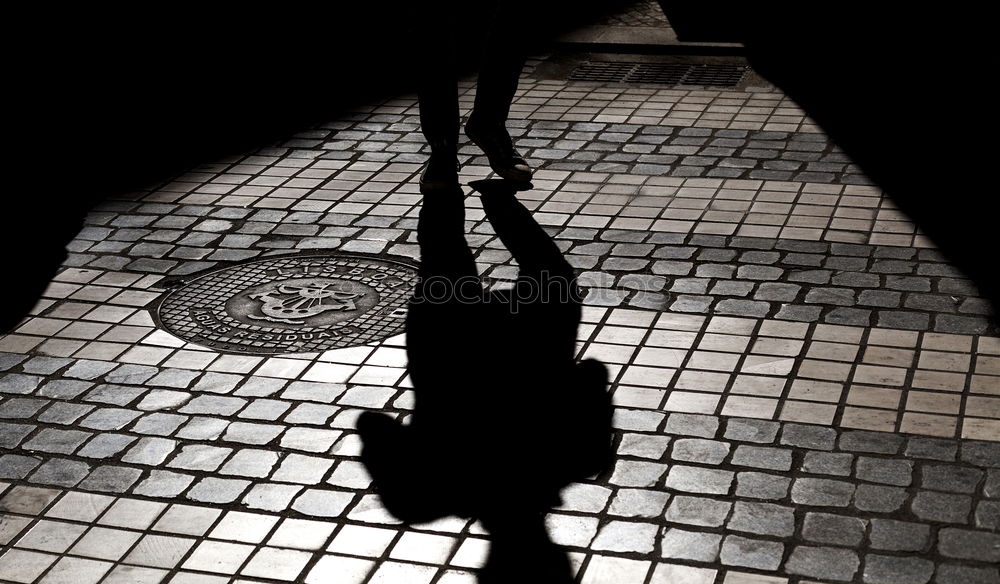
top-left (358, 179), bottom-right (613, 581)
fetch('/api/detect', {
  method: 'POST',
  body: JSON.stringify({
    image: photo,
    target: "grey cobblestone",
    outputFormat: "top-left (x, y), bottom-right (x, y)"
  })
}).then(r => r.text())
top-left (29, 459), bottom-right (91, 487)
top-left (906, 437), bottom-right (958, 461)
top-left (911, 491), bottom-right (972, 523)
top-left (716, 299), bottom-right (770, 318)
top-left (669, 295), bottom-right (713, 313)
top-left (665, 495), bottom-right (731, 527)
top-left (858, 290), bottom-right (901, 307)
top-left (132, 470), bottom-right (194, 497)
top-left (731, 445), bottom-right (792, 471)
top-left (736, 472), bottom-right (791, 500)
top-left (979, 500), bottom-right (1000, 529)
top-left (709, 280), bottom-right (754, 297)
top-left (670, 439), bottom-right (730, 465)
top-left (791, 478), bottom-right (855, 507)
top-left (78, 466), bottom-right (142, 493)
top-left (664, 413), bottom-right (718, 438)
top-left (664, 465), bottom-right (733, 495)
top-left (719, 535), bottom-right (783, 571)
top-left (175, 418), bottom-right (229, 441)
top-left (36, 380), bottom-right (93, 400)
top-left (37, 403), bottom-right (94, 425)
top-left (736, 265), bottom-right (783, 281)
top-left (753, 282), bottom-right (801, 302)
top-left (609, 460), bottom-right (668, 487)
top-left (167, 445), bottom-right (232, 472)
top-left (826, 307), bottom-right (871, 325)
top-left (23, 429), bottom-right (92, 454)
top-left (79, 408), bottom-right (141, 431)
top-left (805, 287), bottom-right (855, 306)
top-left (803, 451), bottom-right (853, 476)
top-left (934, 565), bottom-right (1000, 584)
top-left (290, 489), bottom-right (354, 518)
top-left (869, 518), bottom-right (930, 551)
top-left (885, 275), bottom-right (931, 292)
top-left (0, 398), bottom-right (47, 418)
top-left (77, 434), bottom-right (137, 459)
top-left (243, 483), bottom-right (303, 512)
top-left (785, 545), bottom-right (859, 582)
top-left (131, 413), bottom-right (188, 436)
top-left (728, 501), bottom-right (795, 537)
top-left (937, 527), bottom-right (1000, 562)
top-left (854, 484), bottom-right (908, 513)
top-left (104, 365), bottom-right (158, 385)
top-left (0, 423), bottom-right (33, 448)
top-left (696, 264), bottom-right (735, 278)
top-left (609, 489), bottom-right (670, 518)
top-left (179, 396), bottom-right (247, 416)
top-left (219, 449), bottom-right (279, 478)
top-left (855, 457), bottom-right (912, 486)
top-left (963, 441), bottom-right (1000, 468)
top-left (782, 424), bottom-right (837, 451)
top-left (660, 528), bottom-right (721, 562)
top-left (186, 477), bottom-right (251, 504)
top-left (802, 512), bottom-right (866, 546)
top-left (0, 374), bottom-right (43, 394)
top-left (775, 305), bottom-right (823, 321)
top-left (985, 470), bottom-right (1000, 497)
top-left (148, 369), bottom-right (202, 389)
top-left (788, 270), bottom-right (833, 284)
top-left (84, 384), bottom-right (144, 406)
top-left (121, 438), bottom-right (177, 466)
top-left (724, 418), bottom-right (780, 443)
top-left (0, 454), bottom-right (41, 479)
top-left (922, 464), bottom-right (984, 493)
top-left (876, 310), bottom-right (930, 330)
top-left (863, 554), bottom-right (934, 584)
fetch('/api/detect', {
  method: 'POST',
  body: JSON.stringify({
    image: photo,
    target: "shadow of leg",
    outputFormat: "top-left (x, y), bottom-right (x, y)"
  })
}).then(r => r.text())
top-left (479, 511), bottom-right (574, 584)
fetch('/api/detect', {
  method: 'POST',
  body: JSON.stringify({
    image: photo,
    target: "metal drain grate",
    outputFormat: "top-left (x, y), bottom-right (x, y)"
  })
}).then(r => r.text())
top-left (569, 62), bottom-right (748, 87)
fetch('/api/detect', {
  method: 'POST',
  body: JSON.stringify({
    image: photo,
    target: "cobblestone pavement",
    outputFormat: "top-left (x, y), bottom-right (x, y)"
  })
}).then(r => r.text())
top-left (596, 1), bottom-right (668, 28)
top-left (2, 45), bottom-right (999, 584)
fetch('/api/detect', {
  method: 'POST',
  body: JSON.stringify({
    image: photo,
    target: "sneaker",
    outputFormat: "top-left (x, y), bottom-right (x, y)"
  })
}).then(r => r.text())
top-left (464, 118), bottom-right (532, 182)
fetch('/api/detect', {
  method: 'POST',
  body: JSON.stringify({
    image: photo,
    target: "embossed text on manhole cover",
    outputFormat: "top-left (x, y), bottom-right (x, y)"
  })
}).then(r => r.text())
top-left (153, 254), bottom-right (418, 355)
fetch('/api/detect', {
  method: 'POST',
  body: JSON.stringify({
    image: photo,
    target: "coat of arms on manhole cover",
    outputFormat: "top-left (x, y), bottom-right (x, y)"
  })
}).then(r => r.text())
top-left (152, 254), bottom-right (418, 355)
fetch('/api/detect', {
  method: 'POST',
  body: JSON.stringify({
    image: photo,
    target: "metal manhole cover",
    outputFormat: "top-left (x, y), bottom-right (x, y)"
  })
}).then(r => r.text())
top-left (152, 254), bottom-right (418, 355)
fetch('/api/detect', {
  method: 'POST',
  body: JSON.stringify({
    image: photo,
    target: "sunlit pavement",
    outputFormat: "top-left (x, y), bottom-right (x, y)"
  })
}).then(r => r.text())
top-left (1, 4), bottom-right (999, 584)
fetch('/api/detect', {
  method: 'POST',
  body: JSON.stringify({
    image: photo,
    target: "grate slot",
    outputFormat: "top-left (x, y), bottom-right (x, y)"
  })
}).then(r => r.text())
top-left (680, 64), bottom-right (747, 87)
top-left (625, 63), bottom-right (689, 85)
top-left (568, 61), bottom-right (638, 82)
top-left (568, 61), bottom-right (748, 87)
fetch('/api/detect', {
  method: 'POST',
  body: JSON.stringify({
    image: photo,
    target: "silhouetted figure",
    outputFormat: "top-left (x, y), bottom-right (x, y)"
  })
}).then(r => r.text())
top-left (414, 3), bottom-right (534, 193)
top-left (358, 179), bottom-right (612, 583)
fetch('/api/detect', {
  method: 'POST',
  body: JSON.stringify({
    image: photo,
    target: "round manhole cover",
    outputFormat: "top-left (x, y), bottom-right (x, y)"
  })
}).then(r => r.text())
top-left (153, 254), bottom-right (418, 355)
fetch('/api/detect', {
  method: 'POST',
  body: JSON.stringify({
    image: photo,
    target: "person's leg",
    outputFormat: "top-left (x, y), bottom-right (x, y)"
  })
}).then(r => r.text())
top-left (470, 5), bottom-right (526, 128)
top-left (414, 6), bottom-right (461, 193)
top-left (464, 2), bottom-right (532, 182)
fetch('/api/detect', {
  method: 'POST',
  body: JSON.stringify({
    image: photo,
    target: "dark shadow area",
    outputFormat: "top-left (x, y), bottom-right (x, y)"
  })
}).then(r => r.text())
top-left (661, 4), bottom-right (998, 321)
top-left (3, 0), bottom-right (640, 332)
top-left (357, 179), bottom-right (613, 583)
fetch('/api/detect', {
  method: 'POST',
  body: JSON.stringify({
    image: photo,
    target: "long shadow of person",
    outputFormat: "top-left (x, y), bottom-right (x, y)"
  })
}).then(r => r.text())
top-left (358, 179), bottom-right (613, 583)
